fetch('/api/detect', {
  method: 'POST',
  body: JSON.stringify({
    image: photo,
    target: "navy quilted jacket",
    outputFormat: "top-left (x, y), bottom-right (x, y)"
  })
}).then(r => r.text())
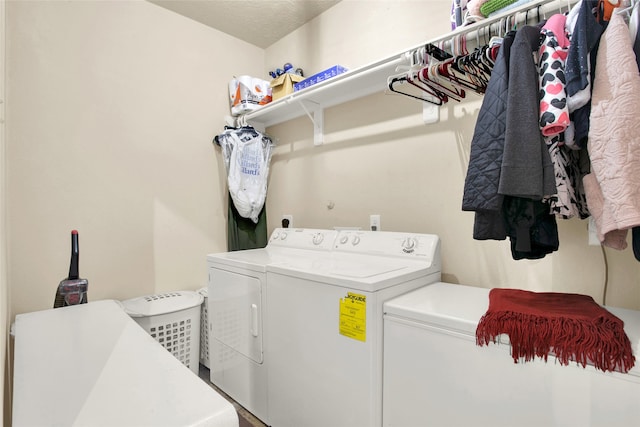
top-left (462, 27), bottom-right (559, 259)
top-left (462, 31), bottom-right (516, 240)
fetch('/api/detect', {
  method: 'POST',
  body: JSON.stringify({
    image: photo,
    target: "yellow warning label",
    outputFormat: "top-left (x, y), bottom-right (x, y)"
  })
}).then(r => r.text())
top-left (339, 292), bottom-right (366, 342)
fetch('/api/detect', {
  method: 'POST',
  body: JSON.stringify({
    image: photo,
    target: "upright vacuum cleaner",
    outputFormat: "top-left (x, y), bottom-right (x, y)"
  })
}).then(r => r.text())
top-left (53, 230), bottom-right (89, 308)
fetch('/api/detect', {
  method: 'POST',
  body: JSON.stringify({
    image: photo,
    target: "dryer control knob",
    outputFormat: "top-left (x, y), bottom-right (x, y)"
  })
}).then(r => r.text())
top-left (280, 231), bottom-right (288, 240)
top-left (312, 233), bottom-right (324, 245)
top-left (352, 235), bottom-right (361, 246)
top-left (402, 237), bottom-right (417, 253)
top-left (339, 235), bottom-right (349, 245)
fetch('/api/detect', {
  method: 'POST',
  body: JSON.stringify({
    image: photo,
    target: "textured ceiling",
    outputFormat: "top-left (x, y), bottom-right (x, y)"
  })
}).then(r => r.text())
top-left (149, 0), bottom-right (341, 48)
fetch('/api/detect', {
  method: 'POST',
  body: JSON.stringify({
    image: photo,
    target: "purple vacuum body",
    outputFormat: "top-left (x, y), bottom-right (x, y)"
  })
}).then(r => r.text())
top-left (54, 230), bottom-right (89, 308)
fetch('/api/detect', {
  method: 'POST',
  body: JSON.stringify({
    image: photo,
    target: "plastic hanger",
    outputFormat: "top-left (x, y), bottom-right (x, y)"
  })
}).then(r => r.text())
top-left (387, 74), bottom-right (445, 105)
top-left (387, 48), bottom-right (447, 105)
top-left (418, 64), bottom-right (466, 102)
top-left (615, 0), bottom-right (637, 18)
top-left (452, 51), bottom-right (491, 94)
top-left (407, 69), bottom-right (450, 103)
top-left (598, 0), bottom-right (621, 21)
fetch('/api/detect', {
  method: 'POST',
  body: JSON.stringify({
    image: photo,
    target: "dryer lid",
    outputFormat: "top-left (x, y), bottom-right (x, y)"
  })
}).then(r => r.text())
top-left (206, 246), bottom-right (332, 272)
top-left (206, 248), bottom-right (274, 272)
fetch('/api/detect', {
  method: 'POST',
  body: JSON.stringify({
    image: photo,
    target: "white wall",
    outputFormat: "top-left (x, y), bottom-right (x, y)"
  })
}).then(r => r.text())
top-left (1, 0), bottom-right (7, 422)
top-left (2, 0), bottom-right (639, 421)
top-left (6, 0), bottom-right (263, 318)
top-left (266, 0), bottom-right (452, 75)
top-left (263, 0), bottom-right (640, 310)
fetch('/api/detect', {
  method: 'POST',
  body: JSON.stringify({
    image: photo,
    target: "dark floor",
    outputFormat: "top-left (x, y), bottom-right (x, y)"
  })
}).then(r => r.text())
top-left (198, 364), bottom-right (268, 427)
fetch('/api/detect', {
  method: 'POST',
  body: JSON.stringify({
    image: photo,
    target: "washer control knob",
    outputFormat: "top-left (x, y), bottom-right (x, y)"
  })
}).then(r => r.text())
top-left (339, 235), bottom-right (349, 245)
top-left (352, 235), bottom-right (361, 246)
top-left (402, 237), bottom-right (417, 253)
top-left (312, 233), bottom-right (324, 245)
top-left (272, 231), bottom-right (280, 240)
top-left (280, 231), bottom-right (288, 240)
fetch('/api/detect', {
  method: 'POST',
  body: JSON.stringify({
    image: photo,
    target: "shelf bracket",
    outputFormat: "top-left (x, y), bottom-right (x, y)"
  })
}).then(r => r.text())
top-left (298, 100), bottom-right (324, 146)
top-left (241, 114), bottom-right (265, 133)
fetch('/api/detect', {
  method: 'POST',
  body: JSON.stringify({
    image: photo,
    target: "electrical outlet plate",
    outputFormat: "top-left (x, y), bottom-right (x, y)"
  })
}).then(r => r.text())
top-left (370, 214), bottom-right (381, 231)
top-left (282, 214), bottom-right (293, 228)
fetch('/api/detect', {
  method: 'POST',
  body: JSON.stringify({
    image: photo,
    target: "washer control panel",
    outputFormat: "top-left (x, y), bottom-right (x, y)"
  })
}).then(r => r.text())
top-left (268, 228), bottom-right (440, 261)
top-left (269, 228), bottom-right (338, 251)
top-left (334, 230), bottom-right (440, 259)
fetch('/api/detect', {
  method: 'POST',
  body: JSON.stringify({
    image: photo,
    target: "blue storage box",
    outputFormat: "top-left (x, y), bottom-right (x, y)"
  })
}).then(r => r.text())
top-left (294, 65), bottom-right (348, 91)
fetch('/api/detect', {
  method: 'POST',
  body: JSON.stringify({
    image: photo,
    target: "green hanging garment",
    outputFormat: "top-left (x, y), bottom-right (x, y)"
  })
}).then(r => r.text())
top-left (227, 193), bottom-right (268, 251)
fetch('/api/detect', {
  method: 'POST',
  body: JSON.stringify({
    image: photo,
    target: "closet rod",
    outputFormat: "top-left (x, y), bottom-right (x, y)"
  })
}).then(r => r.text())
top-left (404, 0), bottom-right (578, 57)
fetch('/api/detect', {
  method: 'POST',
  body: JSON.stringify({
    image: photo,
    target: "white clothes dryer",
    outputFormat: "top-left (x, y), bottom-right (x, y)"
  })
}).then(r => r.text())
top-left (206, 228), bottom-right (337, 425)
top-left (383, 282), bottom-right (640, 427)
top-left (265, 230), bottom-right (442, 427)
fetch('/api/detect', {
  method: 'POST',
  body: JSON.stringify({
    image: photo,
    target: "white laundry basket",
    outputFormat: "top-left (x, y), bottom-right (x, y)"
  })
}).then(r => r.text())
top-left (197, 287), bottom-right (210, 368)
top-left (121, 291), bottom-right (203, 374)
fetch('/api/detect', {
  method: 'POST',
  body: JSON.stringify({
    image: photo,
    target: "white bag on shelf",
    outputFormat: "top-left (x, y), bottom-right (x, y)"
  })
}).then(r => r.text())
top-left (229, 75), bottom-right (272, 116)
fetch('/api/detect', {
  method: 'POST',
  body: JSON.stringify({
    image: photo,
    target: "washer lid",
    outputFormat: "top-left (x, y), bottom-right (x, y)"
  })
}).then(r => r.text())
top-left (306, 255), bottom-right (407, 278)
top-left (268, 252), bottom-right (437, 292)
top-left (383, 282), bottom-right (490, 335)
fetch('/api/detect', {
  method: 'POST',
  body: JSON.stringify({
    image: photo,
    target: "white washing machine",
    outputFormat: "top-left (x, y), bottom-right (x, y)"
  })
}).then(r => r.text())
top-left (383, 282), bottom-right (640, 427)
top-left (265, 230), bottom-right (442, 427)
top-left (206, 228), bottom-right (338, 425)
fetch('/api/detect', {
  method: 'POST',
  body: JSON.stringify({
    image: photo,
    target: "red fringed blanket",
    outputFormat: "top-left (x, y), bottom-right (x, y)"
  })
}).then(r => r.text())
top-left (475, 288), bottom-right (636, 373)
